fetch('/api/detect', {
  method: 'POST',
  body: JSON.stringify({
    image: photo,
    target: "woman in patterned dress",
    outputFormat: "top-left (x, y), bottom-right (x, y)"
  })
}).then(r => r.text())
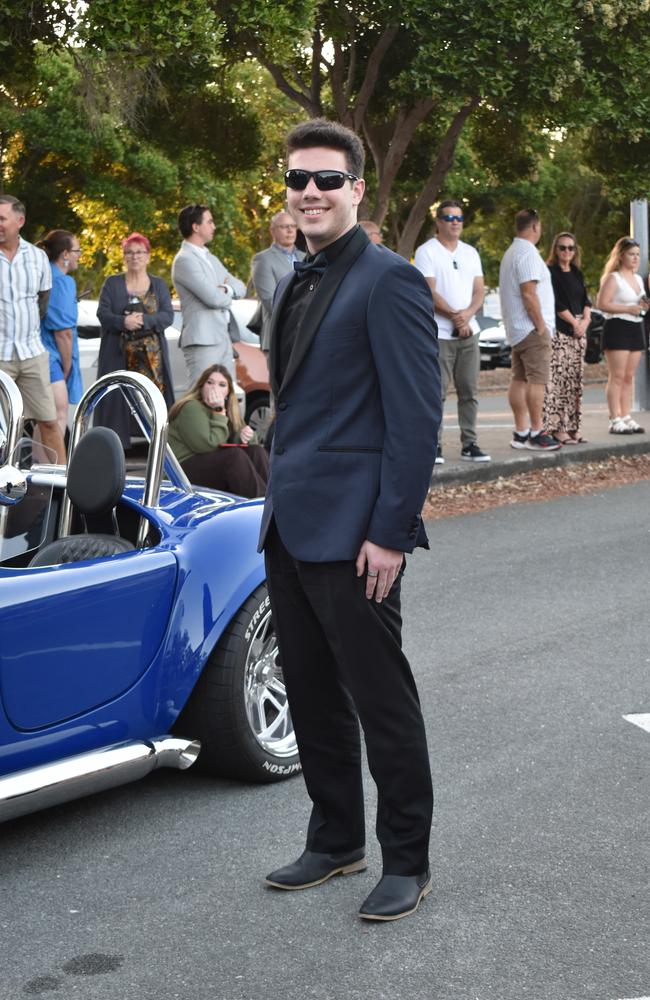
top-left (543, 232), bottom-right (591, 444)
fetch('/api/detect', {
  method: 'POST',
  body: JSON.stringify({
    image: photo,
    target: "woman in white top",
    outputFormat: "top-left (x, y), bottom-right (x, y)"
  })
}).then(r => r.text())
top-left (596, 237), bottom-right (649, 434)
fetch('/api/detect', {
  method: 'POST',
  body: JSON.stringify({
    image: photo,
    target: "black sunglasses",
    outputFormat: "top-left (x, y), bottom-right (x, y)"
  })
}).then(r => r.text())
top-left (284, 169), bottom-right (359, 191)
top-left (439, 214), bottom-right (463, 223)
top-left (557, 244), bottom-right (575, 251)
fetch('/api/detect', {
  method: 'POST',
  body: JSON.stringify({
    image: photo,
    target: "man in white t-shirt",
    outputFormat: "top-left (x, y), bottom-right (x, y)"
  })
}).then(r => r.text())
top-left (498, 209), bottom-right (560, 451)
top-left (414, 200), bottom-right (490, 463)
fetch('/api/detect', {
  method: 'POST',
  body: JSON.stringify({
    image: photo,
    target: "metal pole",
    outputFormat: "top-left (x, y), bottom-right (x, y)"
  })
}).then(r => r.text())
top-left (631, 199), bottom-right (649, 409)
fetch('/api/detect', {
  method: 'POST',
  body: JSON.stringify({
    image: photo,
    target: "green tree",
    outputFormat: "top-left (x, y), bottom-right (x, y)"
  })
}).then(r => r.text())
top-left (2, 44), bottom-right (269, 290)
top-left (216, 0), bottom-right (650, 257)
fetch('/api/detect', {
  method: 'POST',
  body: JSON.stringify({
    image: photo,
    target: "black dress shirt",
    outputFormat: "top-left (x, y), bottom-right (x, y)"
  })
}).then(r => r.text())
top-left (277, 225), bottom-right (361, 385)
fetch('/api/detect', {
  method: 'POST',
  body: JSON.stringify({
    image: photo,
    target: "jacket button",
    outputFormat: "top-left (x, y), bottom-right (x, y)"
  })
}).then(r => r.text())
top-left (278, 401), bottom-right (287, 410)
top-left (275, 446), bottom-right (285, 455)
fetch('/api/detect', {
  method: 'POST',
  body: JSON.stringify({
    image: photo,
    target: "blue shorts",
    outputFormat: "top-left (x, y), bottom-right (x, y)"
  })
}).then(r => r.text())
top-left (49, 354), bottom-right (65, 384)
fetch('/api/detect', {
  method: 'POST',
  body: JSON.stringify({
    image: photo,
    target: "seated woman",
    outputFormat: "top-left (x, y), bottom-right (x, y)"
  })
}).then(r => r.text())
top-left (168, 365), bottom-right (269, 498)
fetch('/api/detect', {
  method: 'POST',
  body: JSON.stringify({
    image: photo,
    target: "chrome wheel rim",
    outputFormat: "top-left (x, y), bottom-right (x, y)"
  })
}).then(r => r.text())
top-left (244, 608), bottom-right (297, 758)
top-left (247, 404), bottom-right (271, 441)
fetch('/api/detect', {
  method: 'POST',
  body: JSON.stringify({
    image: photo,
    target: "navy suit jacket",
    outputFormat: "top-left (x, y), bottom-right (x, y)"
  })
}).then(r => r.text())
top-left (258, 226), bottom-right (441, 562)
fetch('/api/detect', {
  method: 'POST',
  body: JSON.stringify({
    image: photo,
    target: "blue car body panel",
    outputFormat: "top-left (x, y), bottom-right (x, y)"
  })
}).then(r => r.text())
top-left (0, 479), bottom-right (266, 778)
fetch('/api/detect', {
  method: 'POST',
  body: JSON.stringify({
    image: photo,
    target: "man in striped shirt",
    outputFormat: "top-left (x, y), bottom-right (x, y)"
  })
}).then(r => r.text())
top-left (499, 208), bottom-right (560, 452)
top-left (0, 196), bottom-right (65, 463)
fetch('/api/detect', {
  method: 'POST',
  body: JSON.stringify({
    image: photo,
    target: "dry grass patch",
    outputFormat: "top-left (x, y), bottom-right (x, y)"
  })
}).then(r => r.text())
top-left (424, 453), bottom-right (650, 521)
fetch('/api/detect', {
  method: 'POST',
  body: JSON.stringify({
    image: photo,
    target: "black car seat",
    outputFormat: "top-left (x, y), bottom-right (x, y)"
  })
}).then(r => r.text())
top-left (29, 426), bottom-right (135, 566)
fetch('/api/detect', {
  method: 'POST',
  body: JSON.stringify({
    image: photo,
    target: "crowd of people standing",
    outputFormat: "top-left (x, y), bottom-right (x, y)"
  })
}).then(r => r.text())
top-left (414, 205), bottom-right (649, 460)
top-left (1, 188), bottom-right (648, 487)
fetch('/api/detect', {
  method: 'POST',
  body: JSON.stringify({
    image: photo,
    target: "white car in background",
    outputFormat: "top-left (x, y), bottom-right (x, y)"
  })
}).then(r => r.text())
top-left (477, 291), bottom-right (510, 369)
top-left (76, 298), bottom-right (271, 435)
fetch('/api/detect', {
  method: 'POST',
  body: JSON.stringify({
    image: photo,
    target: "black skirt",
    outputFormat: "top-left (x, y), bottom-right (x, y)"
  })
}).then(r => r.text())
top-left (602, 317), bottom-right (645, 352)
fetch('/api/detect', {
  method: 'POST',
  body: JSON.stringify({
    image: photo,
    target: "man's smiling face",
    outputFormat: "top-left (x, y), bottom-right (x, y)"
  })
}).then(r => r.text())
top-left (286, 146), bottom-right (364, 253)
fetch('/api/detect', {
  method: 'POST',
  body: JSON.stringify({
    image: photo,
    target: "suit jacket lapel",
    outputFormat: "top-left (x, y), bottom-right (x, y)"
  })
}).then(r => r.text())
top-left (279, 227), bottom-right (369, 393)
top-left (268, 271), bottom-right (298, 398)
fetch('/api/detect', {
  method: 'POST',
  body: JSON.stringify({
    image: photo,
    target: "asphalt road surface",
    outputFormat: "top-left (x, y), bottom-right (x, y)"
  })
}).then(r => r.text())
top-left (2, 483), bottom-right (649, 1000)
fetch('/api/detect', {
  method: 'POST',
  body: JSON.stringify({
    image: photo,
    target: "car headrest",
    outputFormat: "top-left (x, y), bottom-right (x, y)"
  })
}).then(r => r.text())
top-left (67, 427), bottom-right (126, 516)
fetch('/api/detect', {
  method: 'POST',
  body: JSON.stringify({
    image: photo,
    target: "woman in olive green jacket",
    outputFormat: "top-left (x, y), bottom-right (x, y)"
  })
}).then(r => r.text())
top-left (168, 364), bottom-right (269, 497)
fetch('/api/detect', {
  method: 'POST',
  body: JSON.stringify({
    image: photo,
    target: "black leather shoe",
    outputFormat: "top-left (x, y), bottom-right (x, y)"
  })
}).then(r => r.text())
top-left (265, 848), bottom-right (367, 890)
top-left (358, 870), bottom-right (432, 921)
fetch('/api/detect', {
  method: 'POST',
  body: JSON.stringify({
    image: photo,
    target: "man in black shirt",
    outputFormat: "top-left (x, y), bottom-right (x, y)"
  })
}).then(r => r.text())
top-left (259, 119), bottom-right (441, 921)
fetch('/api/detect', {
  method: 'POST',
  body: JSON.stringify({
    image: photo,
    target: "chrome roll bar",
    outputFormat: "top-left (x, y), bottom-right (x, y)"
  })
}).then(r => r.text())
top-left (60, 371), bottom-right (192, 547)
top-left (0, 368), bottom-right (24, 462)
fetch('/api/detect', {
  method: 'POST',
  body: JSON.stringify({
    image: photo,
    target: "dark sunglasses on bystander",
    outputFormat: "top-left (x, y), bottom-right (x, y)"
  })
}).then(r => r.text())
top-left (439, 214), bottom-right (464, 223)
top-left (557, 244), bottom-right (575, 251)
top-left (284, 169), bottom-right (359, 191)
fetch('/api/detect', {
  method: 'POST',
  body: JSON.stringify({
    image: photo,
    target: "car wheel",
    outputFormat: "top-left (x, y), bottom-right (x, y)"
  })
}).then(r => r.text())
top-left (176, 584), bottom-right (301, 783)
top-left (245, 392), bottom-right (272, 441)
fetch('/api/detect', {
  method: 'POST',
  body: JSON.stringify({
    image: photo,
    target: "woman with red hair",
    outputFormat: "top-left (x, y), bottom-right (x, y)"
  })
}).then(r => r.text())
top-left (95, 232), bottom-right (174, 447)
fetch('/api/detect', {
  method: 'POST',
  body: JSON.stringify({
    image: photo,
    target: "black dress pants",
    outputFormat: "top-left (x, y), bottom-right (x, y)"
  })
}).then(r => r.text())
top-left (265, 523), bottom-right (433, 875)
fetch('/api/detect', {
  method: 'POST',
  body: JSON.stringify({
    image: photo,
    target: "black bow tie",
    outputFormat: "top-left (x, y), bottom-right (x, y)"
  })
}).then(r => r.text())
top-left (293, 252), bottom-right (328, 278)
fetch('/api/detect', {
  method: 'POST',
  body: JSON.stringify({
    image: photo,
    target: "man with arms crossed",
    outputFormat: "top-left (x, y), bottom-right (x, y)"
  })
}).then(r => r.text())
top-left (0, 196), bottom-right (65, 464)
top-left (250, 211), bottom-right (304, 354)
top-left (172, 204), bottom-right (246, 384)
top-left (259, 119), bottom-right (441, 922)
top-left (499, 208), bottom-right (560, 450)
top-left (415, 200), bottom-right (490, 464)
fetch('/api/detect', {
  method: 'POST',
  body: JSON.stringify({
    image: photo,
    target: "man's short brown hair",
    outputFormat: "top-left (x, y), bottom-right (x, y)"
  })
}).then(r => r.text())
top-left (436, 199), bottom-right (463, 218)
top-left (515, 208), bottom-right (539, 233)
top-left (286, 118), bottom-right (365, 178)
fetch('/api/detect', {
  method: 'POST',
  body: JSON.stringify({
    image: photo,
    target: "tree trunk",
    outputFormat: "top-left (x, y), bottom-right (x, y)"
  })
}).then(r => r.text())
top-left (367, 97), bottom-right (436, 227)
top-left (396, 96), bottom-right (480, 259)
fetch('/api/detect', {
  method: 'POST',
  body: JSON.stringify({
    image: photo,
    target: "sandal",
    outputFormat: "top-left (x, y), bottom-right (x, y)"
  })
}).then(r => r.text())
top-left (569, 434), bottom-right (588, 444)
top-left (552, 433), bottom-right (572, 444)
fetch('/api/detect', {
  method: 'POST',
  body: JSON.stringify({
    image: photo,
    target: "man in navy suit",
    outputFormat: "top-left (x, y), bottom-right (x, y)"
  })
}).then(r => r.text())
top-left (260, 119), bottom-right (441, 921)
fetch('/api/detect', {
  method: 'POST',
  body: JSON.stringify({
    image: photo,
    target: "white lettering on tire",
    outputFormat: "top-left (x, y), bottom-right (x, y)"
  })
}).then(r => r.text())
top-left (245, 595), bottom-right (270, 642)
top-left (262, 761), bottom-right (302, 775)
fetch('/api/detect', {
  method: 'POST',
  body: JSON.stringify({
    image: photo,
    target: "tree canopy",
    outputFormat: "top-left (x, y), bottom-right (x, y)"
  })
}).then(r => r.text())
top-left (0, 0), bottom-right (648, 289)
top-left (216, 0), bottom-right (650, 257)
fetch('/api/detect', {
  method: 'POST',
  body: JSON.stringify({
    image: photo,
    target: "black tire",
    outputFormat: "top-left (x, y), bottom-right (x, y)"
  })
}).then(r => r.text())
top-left (175, 584), bottom-right (301, 783)
top-left (245, 391), bottom-right (271, 441)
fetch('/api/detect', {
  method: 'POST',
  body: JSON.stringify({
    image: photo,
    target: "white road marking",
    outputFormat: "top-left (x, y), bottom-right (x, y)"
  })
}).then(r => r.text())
top-left (623, 713), bottom-right (650, 733)
top-left (614, 995), bottom-right (650, 999)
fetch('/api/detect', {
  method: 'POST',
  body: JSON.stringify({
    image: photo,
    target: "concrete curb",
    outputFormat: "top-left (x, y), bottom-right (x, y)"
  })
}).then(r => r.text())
top-left (430, 437), bottom-right (650, 488)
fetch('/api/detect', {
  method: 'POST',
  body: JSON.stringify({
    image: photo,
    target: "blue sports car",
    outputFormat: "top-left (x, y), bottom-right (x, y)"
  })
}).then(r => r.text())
top-left (0, 369), bottom-right (299, 824)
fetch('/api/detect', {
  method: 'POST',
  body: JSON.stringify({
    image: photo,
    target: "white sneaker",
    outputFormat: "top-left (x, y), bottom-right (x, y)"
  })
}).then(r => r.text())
top-left (609, 418), bottom-right (634, 435)
top-left (622, 415), bottom-right (645, 434)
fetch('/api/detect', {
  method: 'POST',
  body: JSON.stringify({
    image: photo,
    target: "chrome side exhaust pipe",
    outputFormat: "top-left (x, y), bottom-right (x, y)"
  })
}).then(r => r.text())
top-left (0, 736), bottom-right (201, 824)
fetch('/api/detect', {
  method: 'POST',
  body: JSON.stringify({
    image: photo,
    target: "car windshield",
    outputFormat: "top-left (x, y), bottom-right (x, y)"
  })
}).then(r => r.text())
top-left (0, 439), bottom-right (56, 565)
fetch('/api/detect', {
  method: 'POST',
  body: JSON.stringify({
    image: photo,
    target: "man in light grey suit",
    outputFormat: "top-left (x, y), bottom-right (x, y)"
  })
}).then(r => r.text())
top-left (171, 203), bottom-right (246, 383)
top-left (250, 211), bottom-right (305, 353)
